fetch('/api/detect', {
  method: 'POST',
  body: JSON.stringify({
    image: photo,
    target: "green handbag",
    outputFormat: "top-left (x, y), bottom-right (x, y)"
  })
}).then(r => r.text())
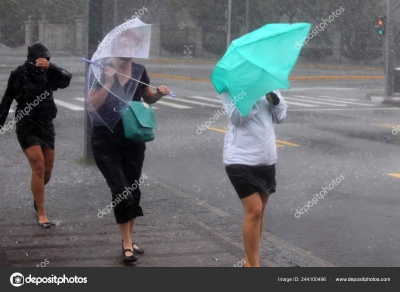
top-left (121, 101), bottom-right (157, 142)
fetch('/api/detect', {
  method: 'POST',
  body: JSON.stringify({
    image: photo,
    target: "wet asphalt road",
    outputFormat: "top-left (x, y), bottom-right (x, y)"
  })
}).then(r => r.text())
top-left (1, 58), bottom-right (400, 267)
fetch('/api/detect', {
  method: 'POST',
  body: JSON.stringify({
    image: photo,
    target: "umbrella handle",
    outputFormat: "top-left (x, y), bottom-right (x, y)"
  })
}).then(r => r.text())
top-left (82, 58), bottom-right (177, 98)
top-left (82, 58), bottom-right (102, 67)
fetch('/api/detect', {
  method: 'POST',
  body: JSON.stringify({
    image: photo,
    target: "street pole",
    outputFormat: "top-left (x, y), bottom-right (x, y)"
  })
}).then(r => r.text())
top-left (114, 0), bottom-right (118, 27)
top-left (227, 0), bottom-right (232, 49)
top-left (246, 0), bottom-right (250, 33)
top-left (385, 0), bottom-right (395, 98)
top-left (85, 0), bottom-right (104, 161)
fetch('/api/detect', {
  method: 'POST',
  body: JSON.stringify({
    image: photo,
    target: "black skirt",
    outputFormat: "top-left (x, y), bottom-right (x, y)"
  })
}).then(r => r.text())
top-left (225, 164), bottom-right (276, 199)
top-left (16, 121), bottom-right (55, 151)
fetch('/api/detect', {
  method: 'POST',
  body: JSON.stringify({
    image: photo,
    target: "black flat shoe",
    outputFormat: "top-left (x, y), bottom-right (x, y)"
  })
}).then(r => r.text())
top-left (36, 222), bottom-right (55, 229)
top-left (33, 201), bottom-right (38, 212)
top-left (133, 243), bottom-right (144, 255)
top-left (122, 241), bottom-right (137, 263)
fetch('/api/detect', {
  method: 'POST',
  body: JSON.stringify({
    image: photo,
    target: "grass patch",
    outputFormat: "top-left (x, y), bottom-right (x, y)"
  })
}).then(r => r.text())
top-left (75, 157), bottom-right (96, 166)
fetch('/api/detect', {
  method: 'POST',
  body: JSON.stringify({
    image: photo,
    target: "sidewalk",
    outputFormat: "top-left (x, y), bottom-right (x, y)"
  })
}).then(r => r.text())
top-left (0, 128), bottom-right (335, 267)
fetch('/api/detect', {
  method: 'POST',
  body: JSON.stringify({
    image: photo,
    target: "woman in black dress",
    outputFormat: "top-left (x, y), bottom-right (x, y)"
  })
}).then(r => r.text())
top-left (88, 33), bottom-right (170, 263)
top-left (0, 42), bottom-right (72, 228)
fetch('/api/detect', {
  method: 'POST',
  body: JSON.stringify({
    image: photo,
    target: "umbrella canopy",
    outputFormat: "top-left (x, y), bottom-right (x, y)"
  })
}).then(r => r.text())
top-left (86, 18), bottom-right (152, 131)
top-left (211, 23), bottom-right (311, 117)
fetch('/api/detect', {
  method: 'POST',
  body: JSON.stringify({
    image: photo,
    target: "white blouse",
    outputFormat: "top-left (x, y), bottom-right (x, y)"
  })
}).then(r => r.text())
top-left (219, 90), bottom-right (288, 166)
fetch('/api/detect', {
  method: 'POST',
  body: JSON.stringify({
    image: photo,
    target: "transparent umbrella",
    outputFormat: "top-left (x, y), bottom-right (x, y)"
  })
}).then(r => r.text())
top-left (85, 17), bottom-right (152, 131)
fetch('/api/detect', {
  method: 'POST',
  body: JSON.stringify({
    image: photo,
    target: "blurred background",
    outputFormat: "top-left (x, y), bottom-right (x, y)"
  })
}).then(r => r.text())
top-left (0, 0), bottom-right (396, 64)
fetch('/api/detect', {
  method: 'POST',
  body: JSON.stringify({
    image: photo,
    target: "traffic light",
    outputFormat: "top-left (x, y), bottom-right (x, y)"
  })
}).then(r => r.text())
top-left (375, 16), bottom-right (385, 35)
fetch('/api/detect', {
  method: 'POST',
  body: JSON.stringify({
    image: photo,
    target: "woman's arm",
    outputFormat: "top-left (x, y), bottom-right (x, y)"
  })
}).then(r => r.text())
top-left (46, 63), bottom-right (72, 90)
top-left (268, 90), bottom-right (287, 124)
top-left (0, 72), bottom-right (19, 129)
top-left (87, 66), bottom-right (117, 112)
top-left (142, 85), bottom-right (170, 104)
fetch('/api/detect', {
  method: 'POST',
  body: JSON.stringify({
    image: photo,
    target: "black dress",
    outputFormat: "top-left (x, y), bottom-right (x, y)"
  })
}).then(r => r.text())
top-left (90, 62), bottom-right (150, 224)
top-left (0, 43), bottom-right (72, 151)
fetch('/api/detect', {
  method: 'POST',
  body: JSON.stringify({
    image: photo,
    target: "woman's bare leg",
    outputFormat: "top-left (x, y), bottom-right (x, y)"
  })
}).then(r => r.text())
top-left (42, 148), bottom-right (55, 186)
top-left (129, 218), bottom-right (139, 249)
top-left (259, 192), bottom-right (269, 237)
top-left (24, 145), bottom-right (50, 224)
top-left (118, 222), bottom-right (134, 256)
top-left (243, 192), bottom-right (269, 267)
top-left (240, 192), bottom-right (264, 267)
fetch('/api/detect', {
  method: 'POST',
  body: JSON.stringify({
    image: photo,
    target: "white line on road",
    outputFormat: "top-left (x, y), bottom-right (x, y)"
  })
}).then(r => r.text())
top-left (283, 99), bottom-right (318, 107)
top-left (74, 98), bottom-right (85, 102)
top-left (163, 96), bottom-right (221, 108)
top-left (288, 107), bottom-right (400, 112)
top-left (304, 96), bottom-right (374, 106)
top-left (54, 99), bottom-right (85, 111)
top-left (283, 87), bottom-right (358, 91)
top-left (293, 96), bottom-right (347, 107)
top-left (156, 100), bottom-right (192, 109)
top-left (188, 96), bottom-right (222, 103)
top-left (318, 95), bottom-right (373, 106)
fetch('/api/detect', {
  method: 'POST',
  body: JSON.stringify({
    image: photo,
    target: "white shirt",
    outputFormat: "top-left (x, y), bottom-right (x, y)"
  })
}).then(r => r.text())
top-left (219, 90), bottom-right (288, 166)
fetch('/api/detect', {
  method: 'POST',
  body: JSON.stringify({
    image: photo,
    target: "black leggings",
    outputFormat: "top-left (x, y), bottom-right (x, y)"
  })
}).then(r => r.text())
top-left (92, 126), bottom-right (146, 224)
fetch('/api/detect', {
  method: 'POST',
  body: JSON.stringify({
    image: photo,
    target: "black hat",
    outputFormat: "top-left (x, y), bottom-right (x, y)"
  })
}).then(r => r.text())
top-left (27, 42), bottom-right (51, 63)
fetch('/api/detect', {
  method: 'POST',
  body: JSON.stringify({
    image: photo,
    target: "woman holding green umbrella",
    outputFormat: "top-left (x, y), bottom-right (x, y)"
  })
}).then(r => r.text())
top-left (221, 90), bottom-right (287, 267)
top-left (213, 22), bottom-right (309, 267)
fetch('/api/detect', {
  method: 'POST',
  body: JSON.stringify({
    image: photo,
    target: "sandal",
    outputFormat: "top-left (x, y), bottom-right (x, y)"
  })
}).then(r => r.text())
top-left (132, 243), bottom-right (144, 255)
top-left (122, 240), bottom-right (137, 263)
top-left (36, 222), bottom-right (55, 229)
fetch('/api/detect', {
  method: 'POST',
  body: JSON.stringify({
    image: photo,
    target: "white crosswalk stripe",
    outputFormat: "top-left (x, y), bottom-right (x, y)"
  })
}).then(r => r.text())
top-left (54, 99), bottom-right (85, 111)
top-left (163, 96), bottom-right (221, 108)
top-left (293, 96), bottom-right (347, 107)
top-left (283, 100), bottom-right (318, 107)
top-left (6, 94), bottom-right (376, 114)
top-left (188, 96), bottom-right (222, 103)
top-left (319, 96), bottom-right (374, 106)
top-left (156, 100), bottom-right (191, 109)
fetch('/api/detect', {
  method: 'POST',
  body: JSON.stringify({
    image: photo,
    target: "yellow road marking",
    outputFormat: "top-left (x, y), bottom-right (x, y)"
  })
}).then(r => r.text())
top-left (208, 127), bottom-right (227, 134)
top-left (148, 73), bottom-right (384, 83)
top-left (297, 64), bottom-right (383, 71)
top-left (373, 123), bottom-right (400, 129)
top-left (208, 127), bottom-right (300, 148)
top-left (148, 73), bottom-right (209, 82)
top-left (275, 139), bottom-right (301, 147)
top-left (388, 173), bottom-right (400, 179)
top-left (148, 59), bottom-right (217, 65)
top-left (289, 75), bottom-right (384, 81)
top-left (146, 59), bottom-right (383, 71)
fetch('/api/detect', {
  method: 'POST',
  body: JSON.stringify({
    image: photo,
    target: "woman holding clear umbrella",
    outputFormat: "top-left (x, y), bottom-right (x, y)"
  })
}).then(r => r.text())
top-left (88, 30), bottom-right (171, 263)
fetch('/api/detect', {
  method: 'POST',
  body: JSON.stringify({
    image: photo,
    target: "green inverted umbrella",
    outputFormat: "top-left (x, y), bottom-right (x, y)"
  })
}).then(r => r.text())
top-left (211, 23), bottom-right (311, 117)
